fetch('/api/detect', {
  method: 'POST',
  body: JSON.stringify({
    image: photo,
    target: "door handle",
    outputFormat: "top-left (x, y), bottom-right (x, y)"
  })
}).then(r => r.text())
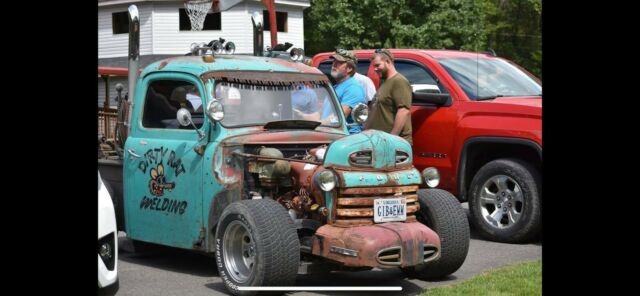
top-left (128, 149), bottom-right (141, 158)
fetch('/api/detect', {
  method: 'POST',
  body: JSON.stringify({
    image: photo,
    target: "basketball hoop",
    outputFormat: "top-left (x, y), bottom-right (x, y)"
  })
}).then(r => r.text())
top-left (184, 0), bottom-right (213, 31)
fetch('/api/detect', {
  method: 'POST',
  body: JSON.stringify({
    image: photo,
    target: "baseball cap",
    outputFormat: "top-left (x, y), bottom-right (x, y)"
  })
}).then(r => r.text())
top-left (331, 48), bottom-right (358, 64)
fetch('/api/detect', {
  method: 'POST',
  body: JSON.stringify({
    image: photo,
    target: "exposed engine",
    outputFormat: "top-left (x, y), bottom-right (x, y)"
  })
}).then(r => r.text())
top-left (242, 144), bottom-right (328, 220)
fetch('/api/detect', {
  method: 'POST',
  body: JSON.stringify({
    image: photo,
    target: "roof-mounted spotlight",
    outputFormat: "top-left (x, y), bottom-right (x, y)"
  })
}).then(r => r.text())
top-left (190, 42), bottom-right (199, 55)
top-left (208, 39), bottom-right (223, 54)
top-left (290, 48), bottom-right (304, 62)
top-left (190, 38), bottom-right (236, 56)
top-left (224, 41), bottom-right (236, 54)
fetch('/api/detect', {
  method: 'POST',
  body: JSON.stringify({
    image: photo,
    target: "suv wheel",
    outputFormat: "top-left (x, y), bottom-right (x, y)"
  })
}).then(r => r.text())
top-left (469, 158), bottom-right (541, 243)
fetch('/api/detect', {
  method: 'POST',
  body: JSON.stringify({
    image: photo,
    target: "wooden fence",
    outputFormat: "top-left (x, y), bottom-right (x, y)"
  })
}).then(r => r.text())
top-left (98, 107), bottom-right (118, 140)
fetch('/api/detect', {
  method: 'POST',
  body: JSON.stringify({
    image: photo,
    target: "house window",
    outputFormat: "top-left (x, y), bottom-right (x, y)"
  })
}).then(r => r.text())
top-left (179, 8), bottom-right (221, 31)
top-left (112, 11), bottom-right (129, 34)
top-left (262, 10), bottom-right (287, 32)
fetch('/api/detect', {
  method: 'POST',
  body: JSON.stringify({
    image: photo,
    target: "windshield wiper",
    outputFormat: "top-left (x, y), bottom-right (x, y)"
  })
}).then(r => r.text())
top-left (475, 95), bottom-right (504, 101)
top-left (264, 120), bottom-right (321, 130)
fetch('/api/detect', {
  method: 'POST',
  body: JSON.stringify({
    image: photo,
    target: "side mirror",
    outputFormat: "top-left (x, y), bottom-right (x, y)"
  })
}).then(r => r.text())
top-left (412, 90), bottom-right (452, 107)
top-left (177, 108), bottom-right (192, 127)
top-left (177, 108), bottom-right (205, 140)
top-left (350, 103), bottom-right (368, 124)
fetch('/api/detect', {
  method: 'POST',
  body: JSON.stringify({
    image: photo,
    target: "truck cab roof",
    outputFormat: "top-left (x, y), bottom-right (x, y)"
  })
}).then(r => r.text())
top-left (142, 55), bottom-right (323, 78)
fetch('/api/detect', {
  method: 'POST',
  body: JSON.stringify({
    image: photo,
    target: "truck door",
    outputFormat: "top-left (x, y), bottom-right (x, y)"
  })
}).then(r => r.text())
top-left (393, 59), bottom-right (458, 188)
top-left (123, 73), bottom-right (208, 249)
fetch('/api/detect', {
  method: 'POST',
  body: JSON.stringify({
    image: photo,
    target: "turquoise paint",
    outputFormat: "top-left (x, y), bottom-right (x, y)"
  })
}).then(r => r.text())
top-left (120, 54), bottom-right (426, 253)
top-left (142, 55), bottom-right (315, 78)
top-left (324, 130), bottom-right (413, 169)
top-left (337, 169), bottom-right (422, 187)
top-left (124, 72), bottom-right (208, 249)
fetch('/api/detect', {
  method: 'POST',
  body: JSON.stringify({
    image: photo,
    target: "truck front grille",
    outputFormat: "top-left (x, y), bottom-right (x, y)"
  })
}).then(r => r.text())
top-left (334, 185), bottom-right (419, 226)
top-left (376, 246), bottom-right (402, 266)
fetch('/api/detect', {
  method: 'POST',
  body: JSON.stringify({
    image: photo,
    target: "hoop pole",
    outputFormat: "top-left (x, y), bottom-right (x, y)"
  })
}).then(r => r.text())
top-left (262, 0), bottom-right (277, 48)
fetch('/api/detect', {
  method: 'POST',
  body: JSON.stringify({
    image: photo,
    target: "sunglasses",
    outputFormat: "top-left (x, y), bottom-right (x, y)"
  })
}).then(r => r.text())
top-left (375, 48), bottom-right (393, 60)
top-left (336, 48), bottom-right (349, 56)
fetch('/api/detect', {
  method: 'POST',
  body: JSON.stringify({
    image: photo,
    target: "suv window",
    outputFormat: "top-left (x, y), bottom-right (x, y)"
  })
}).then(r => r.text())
top-left (318, 61), bottom-right (332, 82)
top-left (142, 80), bottom-right (204, 129)
top-left (356, 61), bottom-right (370, 75)
top-left (395, 60), bottom-right (446, 94)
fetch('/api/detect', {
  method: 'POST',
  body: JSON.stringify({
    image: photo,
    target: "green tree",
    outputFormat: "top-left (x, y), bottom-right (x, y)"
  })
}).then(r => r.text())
top-left (304, 0), bottom-right (541, 78)
top-left (304, 0), bottom-right (486, 53)
top-left (484, 0), bottom-right (542, 78)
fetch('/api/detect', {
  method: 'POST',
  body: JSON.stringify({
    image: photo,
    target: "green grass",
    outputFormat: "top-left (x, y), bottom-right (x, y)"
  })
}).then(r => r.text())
top-left (420, 259), bottom-right (542, 296)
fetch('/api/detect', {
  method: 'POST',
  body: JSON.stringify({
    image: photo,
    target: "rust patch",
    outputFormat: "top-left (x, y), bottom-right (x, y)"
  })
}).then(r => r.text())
top-left (332, 216), bottom-right (417, 227)
top-left (232, 151), bottom-right (321, 165)
top-left (336, 205), bottom-right (418, 217)
top-left (327, 163), bottom-right (414, 172)
top-left (222, 130), bottom-right (344, 145)
top-left (201, 71), bottom-right (330, 86)
top-left (339, 186), bottom-right (419, 195)
top-left (311, 222), bottom-right (440, 268)
top-left (158, 60), bottom-right (168, 70)
top-left (337, 194), bottom-right (418, 206)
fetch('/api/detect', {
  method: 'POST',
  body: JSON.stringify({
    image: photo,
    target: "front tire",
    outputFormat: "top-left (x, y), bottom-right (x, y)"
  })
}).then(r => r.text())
top-left (215, 199), bottom-right (300, 296)
top-left (468, 158), bottom-right (541, 243)
top-left (402, 189), bottom-right (470, 279)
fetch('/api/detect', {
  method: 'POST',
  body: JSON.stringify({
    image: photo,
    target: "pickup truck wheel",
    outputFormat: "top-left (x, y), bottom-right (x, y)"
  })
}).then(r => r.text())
top-left (469, 158), bottom-right (541, 243)
top-left (215, 199), bottom-right (300, 296)
top-left (402, 189), bottom-right (470, 280)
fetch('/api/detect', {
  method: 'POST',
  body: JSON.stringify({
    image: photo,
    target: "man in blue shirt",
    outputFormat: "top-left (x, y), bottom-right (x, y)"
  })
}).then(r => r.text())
top-left (291, 83), bottom-right (320, 121)
top-left (330, 49), bottom-right (367, 133)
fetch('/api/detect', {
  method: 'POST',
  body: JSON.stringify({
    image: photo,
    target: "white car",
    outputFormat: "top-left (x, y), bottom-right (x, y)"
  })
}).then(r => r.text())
top-left (98, 172), bottom-right (119, 293)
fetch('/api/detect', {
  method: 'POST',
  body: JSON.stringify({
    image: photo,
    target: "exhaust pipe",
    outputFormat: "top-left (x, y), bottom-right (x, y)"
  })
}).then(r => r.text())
top-left (126, 5), bottom-right (140, 136)
top-left (251, 12), bottom-right (263, 56)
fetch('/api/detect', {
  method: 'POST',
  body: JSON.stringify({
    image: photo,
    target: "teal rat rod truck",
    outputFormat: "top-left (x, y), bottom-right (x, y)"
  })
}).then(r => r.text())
top-left (98, 5), bottom-right (469, 295)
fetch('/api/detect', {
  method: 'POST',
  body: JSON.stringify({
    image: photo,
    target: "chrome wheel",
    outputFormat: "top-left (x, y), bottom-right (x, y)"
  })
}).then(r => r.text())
top-left (478, 175), bottom-right (524, 229)
top-left (222, 220), bottom-right (255, 283)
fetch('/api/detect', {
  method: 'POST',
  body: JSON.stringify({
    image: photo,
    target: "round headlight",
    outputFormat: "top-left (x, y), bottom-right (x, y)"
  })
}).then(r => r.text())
top-left (317, 170), bottom-right (336, 192)
top-left (206, 99), bottom-right (225, 121)
top-left (422, 167), bottom-right (440, 188)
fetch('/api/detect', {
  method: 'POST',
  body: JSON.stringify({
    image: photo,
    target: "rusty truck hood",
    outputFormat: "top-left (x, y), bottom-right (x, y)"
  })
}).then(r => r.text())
top-left (221, 129), bottom-right (346, 145)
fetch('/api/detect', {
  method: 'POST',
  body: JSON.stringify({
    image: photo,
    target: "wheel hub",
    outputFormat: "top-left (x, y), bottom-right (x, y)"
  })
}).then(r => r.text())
top-left (222, 220), bottom-right (255, 283)
top-left (478, 175), bottom-right (524, 229)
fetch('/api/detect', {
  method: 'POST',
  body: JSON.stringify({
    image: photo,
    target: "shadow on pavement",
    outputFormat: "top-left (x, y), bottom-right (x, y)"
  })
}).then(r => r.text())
top-left (119, 236), bottom-right (219, 277)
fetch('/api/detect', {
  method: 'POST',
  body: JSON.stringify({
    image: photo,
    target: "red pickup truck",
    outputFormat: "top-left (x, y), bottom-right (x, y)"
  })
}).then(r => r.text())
top-left (313, 49), bottom-right (541, 243)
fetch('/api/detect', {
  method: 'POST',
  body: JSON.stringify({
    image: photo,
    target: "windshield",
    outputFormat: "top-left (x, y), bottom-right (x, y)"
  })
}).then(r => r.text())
top-left (210, 80), bottom-right (342, 128)
top-left (437, 57), bottom-right (542, 100)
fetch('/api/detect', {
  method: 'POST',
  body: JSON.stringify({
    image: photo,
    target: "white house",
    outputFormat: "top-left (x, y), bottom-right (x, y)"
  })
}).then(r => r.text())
top-left (98, 0), bottom-right (310, 108)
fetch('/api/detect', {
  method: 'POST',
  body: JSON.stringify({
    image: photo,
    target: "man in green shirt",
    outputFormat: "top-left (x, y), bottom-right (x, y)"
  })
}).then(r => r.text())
top-left (364, 49), bottom-right (413, 144)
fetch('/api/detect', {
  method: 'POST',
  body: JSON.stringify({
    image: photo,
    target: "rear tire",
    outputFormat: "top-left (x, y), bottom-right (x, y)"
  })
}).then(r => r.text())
top-left (402, 189), bottom-right (470, 279)
top-left (468, 158), bottom-right (541, 243)
top-left (215, 199), bottom-right (300, 296)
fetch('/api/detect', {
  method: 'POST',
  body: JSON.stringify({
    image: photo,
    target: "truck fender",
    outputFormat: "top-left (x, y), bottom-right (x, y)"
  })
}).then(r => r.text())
top-left (457, 137), bottom-right (542, 202)
top-left (206, 184), bottom-right (243, 252)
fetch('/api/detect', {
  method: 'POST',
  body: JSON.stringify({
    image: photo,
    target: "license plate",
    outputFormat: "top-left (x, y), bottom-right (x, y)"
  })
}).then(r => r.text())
top-left (373, 198), bottom-right (406, 223)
